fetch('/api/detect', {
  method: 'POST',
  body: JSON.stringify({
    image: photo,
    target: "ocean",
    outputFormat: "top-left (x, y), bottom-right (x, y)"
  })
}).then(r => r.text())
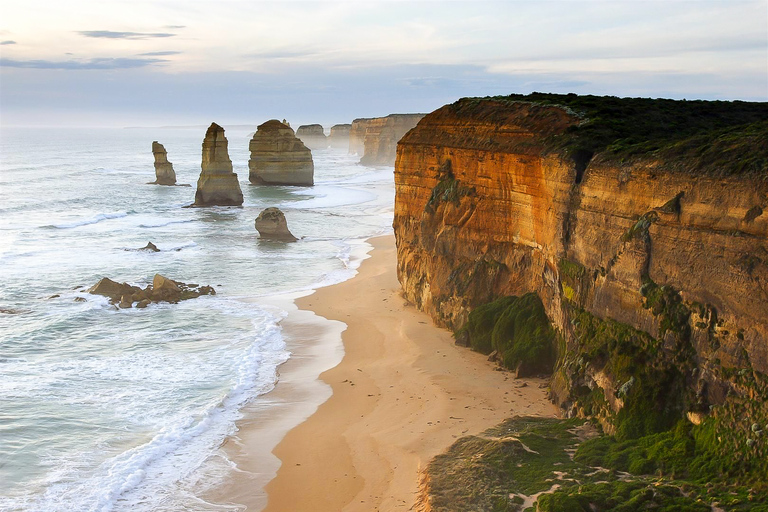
top-left (0, 126), bottom-right (394, 511)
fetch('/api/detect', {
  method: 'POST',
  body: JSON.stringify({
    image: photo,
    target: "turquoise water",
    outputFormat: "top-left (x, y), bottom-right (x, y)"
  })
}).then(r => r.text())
top-left (0, 126), bottom-right (393, 511)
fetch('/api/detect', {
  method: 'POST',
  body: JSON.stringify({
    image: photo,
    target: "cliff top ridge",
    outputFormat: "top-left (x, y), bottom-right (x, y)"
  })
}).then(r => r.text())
top-left (438, 93), bottom-right (768, 179)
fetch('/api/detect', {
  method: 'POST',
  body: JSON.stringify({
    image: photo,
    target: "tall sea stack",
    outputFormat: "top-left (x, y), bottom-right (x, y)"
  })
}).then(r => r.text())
top-left (193, 123), bottom-right (243, 206)
top-left (248, 120), bottom-right (314, 186)
top-left (296, 124), bottom-right (328, 150)
top-left (151, 141), bottom-right (176, 185)
top-left (329, 124), bottom-right (351, 149)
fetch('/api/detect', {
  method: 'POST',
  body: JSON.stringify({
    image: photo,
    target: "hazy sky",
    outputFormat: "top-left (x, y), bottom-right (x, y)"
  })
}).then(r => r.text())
top-left (1, 0), bottom-right (766, 127)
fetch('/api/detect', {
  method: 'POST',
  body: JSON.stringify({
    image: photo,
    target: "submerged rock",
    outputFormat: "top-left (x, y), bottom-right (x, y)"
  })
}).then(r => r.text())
top-left (254, 207), bottom-right (298, 242)
top-left (88, 274), bottom-right (215, 307)
top-left (296, 124), bottom-right (328, 150)
top-left (151, 141), bottom-right (177, 185)
top-left (126, 241), bottom-right (161, 252)
top-left (193, 123), bottom-right (244, 206)
top-left (248, 120), bottom-right (314, 186)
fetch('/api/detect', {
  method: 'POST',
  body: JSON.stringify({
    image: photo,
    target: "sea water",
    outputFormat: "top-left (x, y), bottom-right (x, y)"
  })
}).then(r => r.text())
top-left (0, 126), bottom-right (394, 511)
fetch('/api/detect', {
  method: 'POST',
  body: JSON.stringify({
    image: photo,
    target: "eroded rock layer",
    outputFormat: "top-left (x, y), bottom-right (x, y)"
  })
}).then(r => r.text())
top-left (151, 141), bottom-right (176, 185)
top-left (193, 123), bottom-right (243, 206)
top-left (394, 97), bottom-right (768, 448)
top-left (249, 120), bottom-right (314, 186)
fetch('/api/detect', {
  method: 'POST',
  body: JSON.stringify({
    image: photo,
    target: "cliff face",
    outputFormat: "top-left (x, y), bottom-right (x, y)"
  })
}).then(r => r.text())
top-left (350, 114), bottom-right (425, 165)
top-left (329, 123), bottom-right (351, 149)
top-left (394, 98), bottom-right (768, 445)
top-left (248, 120), bottom-right (314, 186)
top-left (194, 123), bottom-right (243, 206)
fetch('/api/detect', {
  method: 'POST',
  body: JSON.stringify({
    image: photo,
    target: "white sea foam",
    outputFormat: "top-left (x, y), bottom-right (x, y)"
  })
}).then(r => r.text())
top-left (46, 211), bottom-right (131, 229)
top-left (280, 185), bottom-right (377, 209)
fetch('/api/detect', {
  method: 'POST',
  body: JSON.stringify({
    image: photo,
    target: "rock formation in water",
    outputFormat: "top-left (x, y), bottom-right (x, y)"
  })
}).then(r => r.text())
top-left (296, 124), bottom-right (328, 150)
top-left (254, 207), bottom-right (298, 242)
top-left (394, 94), bottom-right (768, 469)
top-left (151, 141), bottom-right (176, 185)
top-left (350, 114), bottom-right (425, 166)
top-left (89, 274), bottom-right (215, 306)
top-left (193, 123), bottom-right (244, 206)
top-left (248, 120), bottom-right (314, 186)
top-left (329, 124), bottom-right (351, 149)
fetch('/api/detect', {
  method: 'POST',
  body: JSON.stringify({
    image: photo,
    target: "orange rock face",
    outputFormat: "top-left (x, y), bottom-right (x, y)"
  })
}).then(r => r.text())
top-left (394, 99), bottom-right (768, 406)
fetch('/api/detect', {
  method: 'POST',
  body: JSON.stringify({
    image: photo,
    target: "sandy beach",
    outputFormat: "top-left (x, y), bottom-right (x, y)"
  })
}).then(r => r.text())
top-left (214, 235), bottom-right (558, 511)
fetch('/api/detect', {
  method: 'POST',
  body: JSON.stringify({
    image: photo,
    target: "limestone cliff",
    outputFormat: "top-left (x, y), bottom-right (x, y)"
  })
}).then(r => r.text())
top-left (348, 118), bottom-right (369, 156)
top-left (296, 124), bottom-right (328, 150)
top-left (329, 123), bottom-right (351, 149)
top-left (249, 120), bottom-right (314, 186)
top-left (394, 95), bottom-right (768, 459)
top-left (151, 141), bottom-right (176, 185)
top-left (193, 123), bottom-right (244, 206)
top-left (350, 114), bottom-right (425, 165)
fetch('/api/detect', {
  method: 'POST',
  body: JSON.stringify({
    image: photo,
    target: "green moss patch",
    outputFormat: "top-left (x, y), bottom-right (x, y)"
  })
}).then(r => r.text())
top-left (455, 293), bottom-right (556, 376)
top-left (423, 417), bottom-right (767, 512)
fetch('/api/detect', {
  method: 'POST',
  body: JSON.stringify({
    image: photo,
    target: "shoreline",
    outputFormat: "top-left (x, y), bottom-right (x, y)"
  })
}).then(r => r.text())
top-left (212, 234), bottom-right (558, 511)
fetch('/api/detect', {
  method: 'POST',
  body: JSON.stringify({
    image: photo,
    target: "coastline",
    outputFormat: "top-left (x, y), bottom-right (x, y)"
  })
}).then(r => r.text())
top-left (216, 234), bottom-right (558, 511)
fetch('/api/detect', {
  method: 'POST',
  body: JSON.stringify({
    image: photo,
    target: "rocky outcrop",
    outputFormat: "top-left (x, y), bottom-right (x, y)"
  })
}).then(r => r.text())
top-left (248, 120), bottom-right (314, 186)
top-left (254, 207), bottom-right (297, 242)
top-left (193, 123), bottom-right (244, 206)
top-left (394, 96), bottom-right (768, 456)
top-left (351, 114), bottom-right (425, 166)
top-left (89, 274), bottom-right (215, 306)
top-left (296, 124), bottom-right (328, 150)
top-left (329, 124), bottom-right (351, 149)
top-left (151, 141), bottom-right (176, 185)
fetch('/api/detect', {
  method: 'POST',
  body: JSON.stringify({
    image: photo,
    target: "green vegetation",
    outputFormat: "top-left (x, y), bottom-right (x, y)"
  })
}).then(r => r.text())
top-left (455, 293), bottom-right (556, 375)
top-left (424, 159), bottom-right (476, 213)
top-left (640, 276), bottom-right (692, 338)
top-left (564, 308), bottom-right (694, 440)
top-left (558, 258), bottom-right (587, 304)
top-left (423, 417), bottom-right (768, 512)
top-left (456, 93), bottom-right (768, 178)
top-left (621, 211), bottom-right (658, 242)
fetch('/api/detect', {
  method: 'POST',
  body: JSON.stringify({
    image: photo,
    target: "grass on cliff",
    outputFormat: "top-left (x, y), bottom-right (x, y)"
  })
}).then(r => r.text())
top-left (455, 293), bottom-right (556, 376)
top-left (422, 417), bottom-right (768, 512)
top-left (458, 92), bottom-right (768, 178)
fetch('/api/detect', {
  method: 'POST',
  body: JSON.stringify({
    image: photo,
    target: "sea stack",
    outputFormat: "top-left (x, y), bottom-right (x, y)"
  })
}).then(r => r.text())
top-left (193, 123), bottom-right (244, 206)
top-left (151, 141), bottom-right (176, 185)
top-left (254, 207), bottom-right (298, 242)
top-left (296, 124), bottom-right (328, 150)
top-left (329, 124), bottom-right (352, 149)
top-left (248, 120), bottom-right (314, 186)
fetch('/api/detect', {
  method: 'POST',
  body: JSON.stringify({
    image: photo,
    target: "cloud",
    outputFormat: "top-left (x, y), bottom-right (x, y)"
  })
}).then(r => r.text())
top-left (77, 31), bottom-right (175, 40)
top-left (1, 40), bottom-right (17, 45)
top-left (138, 51), bottom-right (181, 56)
top-left (246, 49), bottom-right (323, 60)
top-left (164, 25), bottom-right (186, 29)
top-left (0, 57), bottom-right (167, 70)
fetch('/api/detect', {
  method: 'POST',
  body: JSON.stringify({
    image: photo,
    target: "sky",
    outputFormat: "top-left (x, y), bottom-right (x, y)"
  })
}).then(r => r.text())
top-left (0, 0), bottom-right (766, 127)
